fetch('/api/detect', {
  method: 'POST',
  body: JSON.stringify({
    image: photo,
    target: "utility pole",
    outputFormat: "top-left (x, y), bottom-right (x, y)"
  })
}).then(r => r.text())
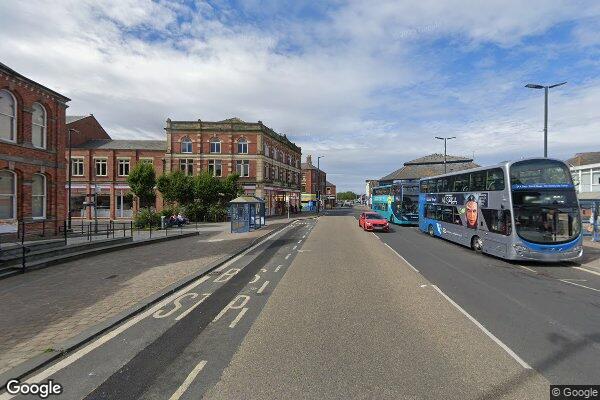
top-left (435, 136), bottom-right (456, 173)
top-left (525, 81), bottom-right (567, 158)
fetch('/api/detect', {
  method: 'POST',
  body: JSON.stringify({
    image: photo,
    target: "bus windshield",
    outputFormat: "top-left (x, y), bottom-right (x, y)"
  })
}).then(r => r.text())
top-left (401, 196), bottom-right (419, 213)
top-left (511, 160), bottom-right (580, 244)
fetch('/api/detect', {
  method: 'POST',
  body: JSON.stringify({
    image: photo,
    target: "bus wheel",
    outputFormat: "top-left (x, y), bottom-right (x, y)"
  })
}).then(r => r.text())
top-left (471, 236), bottom-right (483, 253)
top-left (428, 224), bottom-right (435, 237)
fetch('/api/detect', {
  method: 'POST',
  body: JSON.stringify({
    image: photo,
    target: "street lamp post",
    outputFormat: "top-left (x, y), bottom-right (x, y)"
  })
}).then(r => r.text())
top-left (435, 136), bottom-right (456, 173)
top-left (317, 156), bottom-right (324, 215)
top-left (525, 82), bottom-right (567, 158)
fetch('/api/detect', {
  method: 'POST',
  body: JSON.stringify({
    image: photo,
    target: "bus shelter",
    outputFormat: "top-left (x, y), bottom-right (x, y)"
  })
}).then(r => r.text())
top-left (229, 196), bottom-right (266, 233)
top-left (580, 199), bottom-right (600, 242)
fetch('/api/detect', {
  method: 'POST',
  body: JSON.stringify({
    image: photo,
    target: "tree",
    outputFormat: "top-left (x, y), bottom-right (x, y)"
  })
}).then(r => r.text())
top-left (337, 191), bottom-right (358, 201)
top-left (127, 163), bottom-right (156, 208)
top-left (156, 170), bottom-right (194, 206)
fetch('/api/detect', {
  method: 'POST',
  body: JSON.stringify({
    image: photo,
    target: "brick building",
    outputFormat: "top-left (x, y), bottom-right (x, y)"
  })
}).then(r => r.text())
top-left (0, 62), bottom-right (70, 234)
top-left (301, 155), bottom-right (327, 210)
top-left (66, 115), bottom-right (111, 146)
top-left (165, 118), bottom-right (301, 216)
top-left (67, 130), bottom-right (166, 220)
top-left (325, 180), bottom-right (336, 208)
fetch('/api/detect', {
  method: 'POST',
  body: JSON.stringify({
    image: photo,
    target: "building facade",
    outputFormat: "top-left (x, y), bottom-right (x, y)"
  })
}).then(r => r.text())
top-left (325, 180), bottom-right (336, 208)
top-left (301, 155), bottom-right (326, 210)
top-left (165, 118), bottom-right (301, 216)
top-left (0, 62), bottom-right (70, 234)
top-left (567, 152), bottom-right (600, 200)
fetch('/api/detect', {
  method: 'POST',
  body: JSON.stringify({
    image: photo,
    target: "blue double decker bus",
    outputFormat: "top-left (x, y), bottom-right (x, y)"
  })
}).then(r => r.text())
top-left (418, 158), bottom-right (583, 262)
top-left (371, 182), bottom-right (420, 225)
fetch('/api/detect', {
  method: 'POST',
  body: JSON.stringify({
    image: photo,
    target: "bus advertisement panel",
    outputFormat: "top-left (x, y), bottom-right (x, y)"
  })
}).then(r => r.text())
top-left (418, 158), bottom-right (582, 262)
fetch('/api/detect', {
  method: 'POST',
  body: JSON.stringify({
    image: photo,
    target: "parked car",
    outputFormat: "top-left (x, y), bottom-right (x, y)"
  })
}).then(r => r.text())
top-left (358, 212), bottom-right (390, 232)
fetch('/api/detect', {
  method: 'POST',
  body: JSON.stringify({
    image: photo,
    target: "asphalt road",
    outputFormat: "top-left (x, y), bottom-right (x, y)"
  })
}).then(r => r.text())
top-left (349, 207), bottom-right (600, 385)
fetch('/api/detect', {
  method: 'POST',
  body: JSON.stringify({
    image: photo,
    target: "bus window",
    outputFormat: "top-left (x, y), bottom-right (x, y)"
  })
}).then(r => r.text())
top-left (482, 209), bottom-right (512, 235)
top-left (425, 203), bottom-right (435, 219)
top-left (486, 168), bottom-right (505, 191)
top-left (453, 207), bottom-right (463, 225)
top-left (439, 178), bottom-right (449, 192)
top-left (420, 180), bottom-right (428, 193)
top-left (470, 171), bottom-right (486, 191)
top-left (441, 206), bottom-right (454, 223)
top-left (453, 174), bottom-right (469, 192)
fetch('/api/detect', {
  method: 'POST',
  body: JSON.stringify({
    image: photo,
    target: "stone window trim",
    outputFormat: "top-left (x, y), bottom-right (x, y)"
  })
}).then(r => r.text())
top-left (94, 157), bottom-right (108, 177)
top-left (31, 102), bottom-right (47, 150)
top-left (0, 89), bottom-right (17, 143)
top-left (71, 157), bottom-right (85, 176)
top-left (32, 173), bottom-right (46, 220)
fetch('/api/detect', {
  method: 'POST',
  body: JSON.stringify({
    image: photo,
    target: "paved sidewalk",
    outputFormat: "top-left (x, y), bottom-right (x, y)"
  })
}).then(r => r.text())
top-left (0, 219), bottom-right (302, 375)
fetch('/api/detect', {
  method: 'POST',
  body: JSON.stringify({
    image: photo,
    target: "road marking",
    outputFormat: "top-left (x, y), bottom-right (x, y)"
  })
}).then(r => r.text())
top-left (213, 295), bottom-right (250, 322)
top-left (293, 245), bottom-right (298, 250)
top-left (168, 360), bottom-right (207, 400)
top-left (298, 240), bottom-right (302, 244)
top-left (0, 226), bottom-right (291, 396)
top-left (285, 253), bottom-right (291, 260)
top-left (257, 280), bottom-right (269, 294)
top-left (573, 266), bottom-right (600, 277)
top-left (383, 243), bottom-right (419, 273)
top-left (302, 235), bottom-right (306, 239)
top-left (516, 265), bottom-right (536, 273)
top-left (175, 293), bottom-right (211, 321)
top-left (431, 285), bottom-right (532, 370)
top-left (275, 265), bottom-right (282, 272)
top-left (559, 279), bottom-right (600, 293)
top-left (229, 308), bottom-right (248, 328)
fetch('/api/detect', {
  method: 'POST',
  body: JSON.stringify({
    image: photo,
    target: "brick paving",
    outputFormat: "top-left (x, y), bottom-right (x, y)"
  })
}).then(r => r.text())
top-left (0, 221), bottom-right (290, 375)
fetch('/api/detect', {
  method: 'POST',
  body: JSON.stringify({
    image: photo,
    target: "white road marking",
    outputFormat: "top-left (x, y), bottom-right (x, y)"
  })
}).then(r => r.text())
top-left (420, 284), bottom-right (428, 288)
top-left (285, 253), bottom-right (291, 260)
top-left (431, 285), bottom-right (532, 370)
top-left (213, 295), bottom-right (250, 322)
top-left (573, 266), bottom-right (600, 277)
top-left (516, 265), bottom-right (536, 273)
top-left (229, 308), bottom-right (248, 328)
top-left (302, 235), bottom-right (306, 239)
top-left (298, 240), bottom-right (302, 244)
top-left (559, 279), bottom-right (600, 293)
top-left (0, 227), bottom-right (291, 397)
top-left (168, 360), bottom-right (207, 400)
top-left (383, 243), bottom-right (419, 273)
top-left (293, 245), bottom-right (298, 250)
top-left (275, 265), bottom-right (282, 272)
top-left (257, 280), bottom-right (269, 294)
top-left (175, 293), bottom-right (211, 321)
top-left (249, 274), bottom-right (260, 284)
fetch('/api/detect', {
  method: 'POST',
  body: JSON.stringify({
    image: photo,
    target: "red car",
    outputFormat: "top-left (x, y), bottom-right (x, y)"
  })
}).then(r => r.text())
top-left (358, 212), bottom-right (390, 232)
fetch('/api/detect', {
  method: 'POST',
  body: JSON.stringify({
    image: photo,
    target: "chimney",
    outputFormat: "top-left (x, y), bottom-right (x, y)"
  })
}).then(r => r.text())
top-left (306, 154), bottom-right (312, 165)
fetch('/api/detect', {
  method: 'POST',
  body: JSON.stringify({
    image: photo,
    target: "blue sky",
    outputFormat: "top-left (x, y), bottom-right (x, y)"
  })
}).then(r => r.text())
top-left (1, 0), bottom-right (599, 193)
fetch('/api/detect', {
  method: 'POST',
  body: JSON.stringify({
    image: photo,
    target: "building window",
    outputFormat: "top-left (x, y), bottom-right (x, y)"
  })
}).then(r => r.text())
top-left (181, 137), bottom-right (192, 153)
top-left (179, 159), bottom-right (194, 175)
top-left (139, 158), bottom-right (153, 165)
top-left (0, 90), bottom-right (16, 142)
top-left (95, 159), bottom-right (107, 176)
top-left (71, 157), bottom-right (84, 176)
top-left (118, 159), bottom-right (130, 176)
top-left (116, 191), bottom-right (133, 218)
top-left (32, 103), bottom-right (46, 149)
top-left (237, 138), bottom-right (248, 154)
top-left (0, 170), bottom-right (16, 219)
top-left (208, 160), bottom-right (222, 177)
top-left (32, 174), bottom-right (46, 219)
top-left (210, 138), bottom-right (221, 153)
top-left (264, 163), bottom-right (269, 180)
top-left (236, 160), bottom-right (250, 177)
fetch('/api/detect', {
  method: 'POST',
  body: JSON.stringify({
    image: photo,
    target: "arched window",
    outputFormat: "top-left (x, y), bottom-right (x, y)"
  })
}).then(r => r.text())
top-left (32, 173), bottom-right (46, 219)
top-left (32, 103), bottom-right (46, 149)
top-left (237, 138), bottom-right (248, 154)
top-left (31, 103), bottom-right (47, 148)
top-left (0, 90), bottom-right (17, 142)
top-left (0, 170), bottom-right (16, 219)
top-left (180, 137), bottom-right (192, 153)
top-left (210, 138), bottom-right (221, 153)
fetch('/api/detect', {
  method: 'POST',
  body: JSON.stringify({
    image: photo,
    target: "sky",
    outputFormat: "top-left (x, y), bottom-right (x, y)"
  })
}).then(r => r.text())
top-left (1, 0), bottom-right (599, 193)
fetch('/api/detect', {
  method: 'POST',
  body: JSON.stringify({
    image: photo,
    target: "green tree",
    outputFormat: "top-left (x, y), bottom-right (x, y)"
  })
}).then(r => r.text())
top-left (127, 163), bottom-right (156, 208)
top-left (337, 191), bottom-right (358, 201)
top-left (156, 170), bottom-right (194, 206)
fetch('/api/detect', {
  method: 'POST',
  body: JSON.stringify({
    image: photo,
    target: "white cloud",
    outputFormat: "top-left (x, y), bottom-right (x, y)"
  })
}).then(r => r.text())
top-left (1, 0), bottom-right (599, 193)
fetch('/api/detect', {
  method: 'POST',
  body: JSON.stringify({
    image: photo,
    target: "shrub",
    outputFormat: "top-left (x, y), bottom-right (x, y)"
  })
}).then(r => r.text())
top-left (134, 207), bottom-right (161, 229)
top-left (184, 202), bottom-right (205, 222)
top-left (208, 204), bottom-right (228, 222)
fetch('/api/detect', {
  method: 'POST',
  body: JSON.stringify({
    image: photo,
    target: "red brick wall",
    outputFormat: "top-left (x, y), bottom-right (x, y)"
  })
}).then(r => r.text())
top-left (0, 69), bottom-right (68, 228)
top-left (67, 115), bottom-right (111, 146)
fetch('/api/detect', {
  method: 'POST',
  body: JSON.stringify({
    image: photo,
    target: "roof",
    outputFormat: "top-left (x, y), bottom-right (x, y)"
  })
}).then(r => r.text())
top-left (66, 115), bottom-right (88, 124)
top-left (73, 139), bottom-right (166, 151)
top-left (229, 196), bottom-right (265, 204)
top-left (566, 152), bottom-right (600, 167)
top-left (380, 154), bottom-right (479, 181)
top-left (325, 180), bottom-right (335, 187)
top-left (0, 62), bottom-right (70, 102)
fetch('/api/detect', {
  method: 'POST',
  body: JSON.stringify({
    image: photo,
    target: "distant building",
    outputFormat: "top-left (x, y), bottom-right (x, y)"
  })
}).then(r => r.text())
top-left (325, 180), bottom-right (336, 208)
top-left (379, 153), bottom-right (479, 185)
top-left (0, 62), bottom-right (70, 233)
top-left (301, 154), bottom-right (326, 211)
top-left (567, 151), bottom-right (600, 200)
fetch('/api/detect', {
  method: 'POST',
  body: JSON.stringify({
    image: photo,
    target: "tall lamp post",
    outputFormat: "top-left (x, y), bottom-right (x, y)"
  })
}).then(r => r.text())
top-left (67, 128), bottom-right (78, 230)
top-left (435, 136), bottom-right (456, 173)
top-left (525, 81), bottom-right (566, 158)
top-left (317, 155), bottom-right (324, 214)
